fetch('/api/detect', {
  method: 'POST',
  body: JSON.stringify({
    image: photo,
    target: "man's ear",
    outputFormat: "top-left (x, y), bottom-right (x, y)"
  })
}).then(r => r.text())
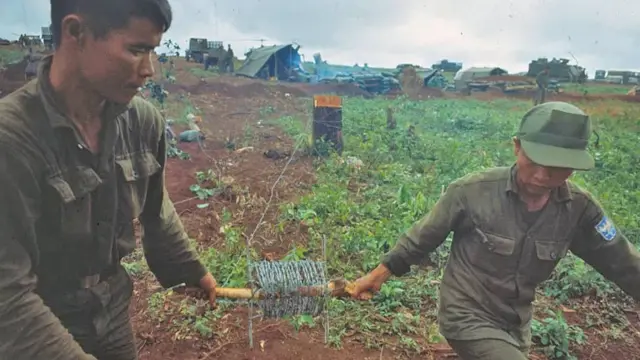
top-left (60, 15), bottom-right (86, 46)
top-left (513, 136), bottom-right (521, 156)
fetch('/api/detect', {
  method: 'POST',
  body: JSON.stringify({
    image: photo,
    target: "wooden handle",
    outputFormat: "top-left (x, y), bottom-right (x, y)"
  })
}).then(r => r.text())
top-left (213, 279), bottom-right (373, 301)
top-left (215, 287), bottom-right (263, 300)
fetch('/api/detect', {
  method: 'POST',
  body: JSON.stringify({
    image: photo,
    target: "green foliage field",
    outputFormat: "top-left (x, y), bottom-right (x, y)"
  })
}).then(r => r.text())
top-left (0, 48), bottom-right (24, 67)
top-left (562, 82), bottom-right (632, 95)
top-left (274, 96), bottom-right (640, 357)
top-left (133, 95), bottom-right (640, 359)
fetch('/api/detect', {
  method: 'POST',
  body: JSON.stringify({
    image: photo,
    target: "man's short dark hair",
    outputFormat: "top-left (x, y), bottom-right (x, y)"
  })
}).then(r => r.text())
top-left (50, 0), bottom-right (172, 47)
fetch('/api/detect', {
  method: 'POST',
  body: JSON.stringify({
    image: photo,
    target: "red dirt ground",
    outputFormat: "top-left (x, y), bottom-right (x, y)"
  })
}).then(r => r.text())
top-left (0, 59), bottom-right (28, 96)
top-left (1, 54), bottom-right (639, 359)
top-left (563, 306), bottom-right (640, 360)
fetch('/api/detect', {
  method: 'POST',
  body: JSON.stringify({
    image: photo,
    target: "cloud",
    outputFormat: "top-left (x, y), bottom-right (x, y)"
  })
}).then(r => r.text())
top-left (1, 0), bottom-right (638, 75)
top-left (0, 0), bottom-right (49, 37)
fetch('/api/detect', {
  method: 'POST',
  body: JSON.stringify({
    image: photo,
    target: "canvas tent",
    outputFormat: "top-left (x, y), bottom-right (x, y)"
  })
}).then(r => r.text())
top-left (235, 44), bottom-right (303, 80)
top-left (453, 67), bottom-right (507, 90)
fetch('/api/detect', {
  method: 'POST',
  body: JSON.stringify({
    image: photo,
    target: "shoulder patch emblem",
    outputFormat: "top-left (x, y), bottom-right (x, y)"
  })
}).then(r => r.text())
top-left (595, 216), bottom-right (617, 241)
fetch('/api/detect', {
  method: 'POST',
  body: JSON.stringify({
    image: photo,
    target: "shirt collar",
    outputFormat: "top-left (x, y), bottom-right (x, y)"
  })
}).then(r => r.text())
top-left (36, 54), bottom-right (131, 130)
top-left (505, 164), bottom-right (572, 202)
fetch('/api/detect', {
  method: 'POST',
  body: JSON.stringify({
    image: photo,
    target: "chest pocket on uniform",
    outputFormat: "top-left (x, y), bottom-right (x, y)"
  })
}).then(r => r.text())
top-left (529, 240), bottom-right (569, 284)
top-left (115, 151), bottom-right (161, 220)
top-left (45, 166), bottom-right (103, 244)
top-left (466, 228), bottom-right (517, 275)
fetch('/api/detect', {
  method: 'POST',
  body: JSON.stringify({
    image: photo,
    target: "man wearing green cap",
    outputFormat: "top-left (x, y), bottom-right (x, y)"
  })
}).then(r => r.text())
top-left (351, 102), bottom-right (640, 360)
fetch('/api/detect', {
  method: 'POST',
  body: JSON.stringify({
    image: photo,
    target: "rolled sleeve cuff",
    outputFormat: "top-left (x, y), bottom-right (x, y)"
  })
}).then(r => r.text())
top-left (381, 250), bottom-right (411, 277)
top-left (153, 260), bottom-right (208, 288)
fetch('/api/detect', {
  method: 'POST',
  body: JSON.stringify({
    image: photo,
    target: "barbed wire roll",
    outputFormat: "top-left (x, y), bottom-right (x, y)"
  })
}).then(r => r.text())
top-left (253, 260), bottom-right (327, 318)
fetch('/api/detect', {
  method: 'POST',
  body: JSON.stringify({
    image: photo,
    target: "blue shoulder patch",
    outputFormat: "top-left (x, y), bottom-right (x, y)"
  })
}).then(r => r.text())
top-left (595, 216), bottom-right (617, 241)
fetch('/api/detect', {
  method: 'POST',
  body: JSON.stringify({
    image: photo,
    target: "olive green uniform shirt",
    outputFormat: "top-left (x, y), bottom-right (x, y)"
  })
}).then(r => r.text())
top-left (0, 56), bottom-right (207, 359)
top-left (536, 71), bottom-right (549, 89)
top-left (383, 166), bottom-right (640, 349)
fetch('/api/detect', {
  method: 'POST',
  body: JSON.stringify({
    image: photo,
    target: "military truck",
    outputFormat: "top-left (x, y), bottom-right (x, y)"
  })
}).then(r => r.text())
top-left (185, 38), bottom-right (208, 63)
top-left (606, 70), bottom-right (637, 85)
top-left (41, 26), bottom-right (53, 50)
top-left (204, 41), bottom-right (226, 68)
top-left (431, 59), bottom-right (463, 73)
top-left (185, 38), bottom-right (226, 64)
top-left (526, 58), bottom-right (586, 83)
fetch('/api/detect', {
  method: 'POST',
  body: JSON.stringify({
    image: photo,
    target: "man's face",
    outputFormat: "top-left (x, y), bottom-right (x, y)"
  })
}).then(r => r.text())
top-left (76, 17), bottom-right (162, 104)
top-left (513, 139), bottom-right (573, 196)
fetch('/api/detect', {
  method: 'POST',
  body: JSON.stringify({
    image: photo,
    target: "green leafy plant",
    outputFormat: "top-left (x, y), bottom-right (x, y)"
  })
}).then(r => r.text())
top-left (138, 93), bottom-right (640, 355)
top-left (532, 310), bottom-right (586, 359)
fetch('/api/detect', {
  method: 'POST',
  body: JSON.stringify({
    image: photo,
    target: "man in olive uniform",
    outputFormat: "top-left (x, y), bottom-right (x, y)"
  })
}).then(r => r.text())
top-left (351, 101), bottom-right (640, 360)
top-left (535, 66), bottom-right (550, 105)
top-left (0, 1), bottom-right (217, 359)
top-left (225, 44), bottom-right (235, 73)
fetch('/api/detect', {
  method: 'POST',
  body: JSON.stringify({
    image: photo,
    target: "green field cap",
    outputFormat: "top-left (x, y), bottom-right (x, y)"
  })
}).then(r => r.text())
top-left (516, 102), bottom-right (594, 170)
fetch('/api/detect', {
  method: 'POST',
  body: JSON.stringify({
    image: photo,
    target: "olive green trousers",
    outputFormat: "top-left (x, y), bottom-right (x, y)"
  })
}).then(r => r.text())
top-left (447, 338), bottom-right (529, 360)
top-left (534, 87), bottom-right (547, 105)
top-left (43, 265), bottom-right (137, 360)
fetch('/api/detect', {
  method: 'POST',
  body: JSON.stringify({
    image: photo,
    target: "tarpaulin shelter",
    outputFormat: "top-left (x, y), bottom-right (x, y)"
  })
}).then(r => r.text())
top-left (453, 67), bottom-right (507, 90)
top-left (235, 44), bottom-right (303, 80)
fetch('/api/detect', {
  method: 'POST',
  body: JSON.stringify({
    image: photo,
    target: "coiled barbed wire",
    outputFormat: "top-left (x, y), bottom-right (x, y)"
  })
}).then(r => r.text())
top-left (253, 260), bottom-right (327, 318)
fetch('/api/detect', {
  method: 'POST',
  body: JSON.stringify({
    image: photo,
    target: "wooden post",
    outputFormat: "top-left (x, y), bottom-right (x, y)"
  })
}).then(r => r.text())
top-left (386, 107), bottom-right (396, 129)
top-left (312, 95), bottom-right (343, 156)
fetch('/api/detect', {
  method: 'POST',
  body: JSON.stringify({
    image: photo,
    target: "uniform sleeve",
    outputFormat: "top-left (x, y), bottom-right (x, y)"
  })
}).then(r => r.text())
top-left (382, 183), bottom-right (465, 276)
top-left (570, 197), bottom-right (640, 300)
top-left (0, 146), bottom-right (96, 359)
top-left (138, 108), bottom-right (208, 288)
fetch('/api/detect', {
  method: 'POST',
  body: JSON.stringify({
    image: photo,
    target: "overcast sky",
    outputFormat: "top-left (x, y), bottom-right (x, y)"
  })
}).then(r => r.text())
top-left (2, 0), bottom-right (637, 75)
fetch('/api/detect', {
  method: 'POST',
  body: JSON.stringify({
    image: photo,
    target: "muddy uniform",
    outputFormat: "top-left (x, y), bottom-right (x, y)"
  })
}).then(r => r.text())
top-left (381, 102), bottom-right (640, 360)
top-left (535, 70), bottom-right (549, 105)
top-left (0, 56), bottom-right (207, 360)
